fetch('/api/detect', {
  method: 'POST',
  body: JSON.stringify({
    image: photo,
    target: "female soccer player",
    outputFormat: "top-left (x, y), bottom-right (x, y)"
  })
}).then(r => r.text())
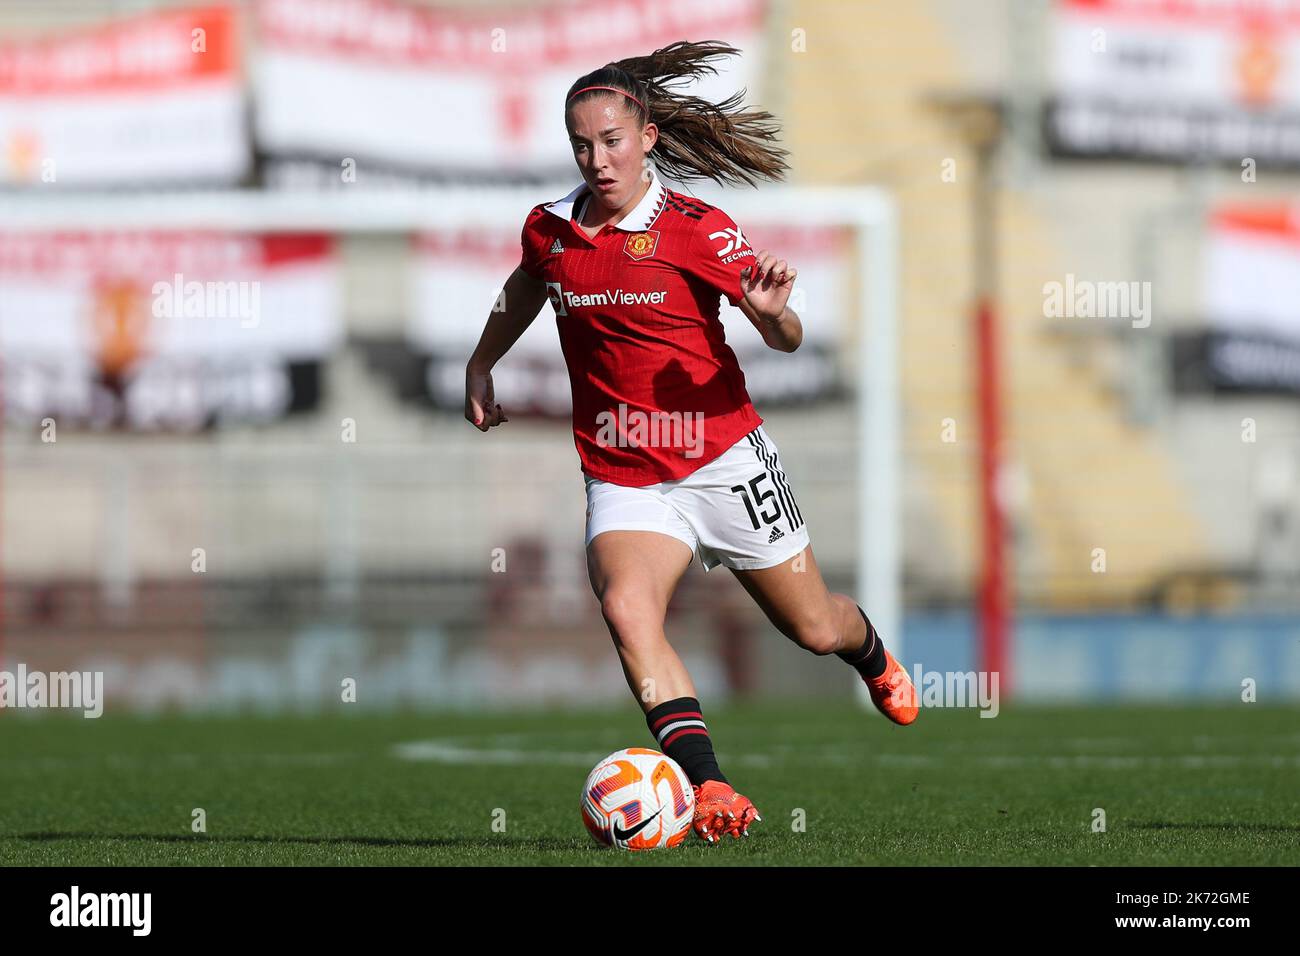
top-left (465, 41), bottom-right (917, 844)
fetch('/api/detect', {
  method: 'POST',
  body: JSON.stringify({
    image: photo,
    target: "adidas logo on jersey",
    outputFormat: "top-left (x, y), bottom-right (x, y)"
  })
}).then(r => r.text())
top-left (767, 526), bottom-right (784, 544)
top-left (550, 238), bottom-right (565, 255)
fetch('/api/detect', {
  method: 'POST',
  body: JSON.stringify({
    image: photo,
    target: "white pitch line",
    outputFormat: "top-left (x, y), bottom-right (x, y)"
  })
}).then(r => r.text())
top-left (2, 752), bottom-right (355, 770)
top-left (391, 741), bottom-right (603, 766)
top-left (388, 737), bottom-right (1300, 769)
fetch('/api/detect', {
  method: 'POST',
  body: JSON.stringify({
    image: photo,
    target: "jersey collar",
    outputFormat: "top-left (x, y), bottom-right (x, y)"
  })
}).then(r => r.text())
top-left (543, 166), bottom-right (667, 233)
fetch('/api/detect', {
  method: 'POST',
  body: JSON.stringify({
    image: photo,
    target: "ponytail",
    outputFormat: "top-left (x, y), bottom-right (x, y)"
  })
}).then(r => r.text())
top-left (565, 40), bottom-right (789, 188)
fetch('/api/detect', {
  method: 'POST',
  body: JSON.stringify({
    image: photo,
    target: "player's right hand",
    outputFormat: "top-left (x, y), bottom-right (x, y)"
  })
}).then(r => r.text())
top-left (465, 367), bottom-right (508, 432)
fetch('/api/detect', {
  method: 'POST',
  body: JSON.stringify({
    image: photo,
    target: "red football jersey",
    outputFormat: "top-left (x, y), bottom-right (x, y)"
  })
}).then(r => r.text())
top-left (519, 166), bottom-right (763, 486)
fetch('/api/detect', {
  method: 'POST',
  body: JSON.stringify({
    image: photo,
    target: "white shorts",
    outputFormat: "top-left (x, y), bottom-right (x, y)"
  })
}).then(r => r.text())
top-left (584, 424), bottom-right (811, 572)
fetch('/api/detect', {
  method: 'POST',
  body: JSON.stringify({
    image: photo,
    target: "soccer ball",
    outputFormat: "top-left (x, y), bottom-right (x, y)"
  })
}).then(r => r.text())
top-left (580, 748), bottom-right (695, 850)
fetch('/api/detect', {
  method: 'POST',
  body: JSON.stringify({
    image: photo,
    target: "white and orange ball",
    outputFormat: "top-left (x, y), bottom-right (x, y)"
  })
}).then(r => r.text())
top-left (580, 748), bottom-right (694, 850)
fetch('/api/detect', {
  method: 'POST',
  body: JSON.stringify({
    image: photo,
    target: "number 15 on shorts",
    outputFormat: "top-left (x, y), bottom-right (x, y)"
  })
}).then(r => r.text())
top-left (730, 473), bottom-right (782, 530)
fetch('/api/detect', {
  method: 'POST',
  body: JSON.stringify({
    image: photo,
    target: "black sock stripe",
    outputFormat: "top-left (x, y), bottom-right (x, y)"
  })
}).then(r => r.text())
top-left (754, 430), bottom-right (803, 527)
top-left (645, 697), bottom-right (726, 786)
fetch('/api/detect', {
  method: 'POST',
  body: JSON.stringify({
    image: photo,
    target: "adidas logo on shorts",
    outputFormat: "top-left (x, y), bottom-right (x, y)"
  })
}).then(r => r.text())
top-left (767, 526), bottom-right (784, 544)
top-left (550, 238), bottom-right (565, 255)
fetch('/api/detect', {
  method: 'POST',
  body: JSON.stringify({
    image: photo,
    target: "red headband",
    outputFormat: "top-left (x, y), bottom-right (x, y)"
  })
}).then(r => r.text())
top-left (567, 85), bottom-right (646, 112)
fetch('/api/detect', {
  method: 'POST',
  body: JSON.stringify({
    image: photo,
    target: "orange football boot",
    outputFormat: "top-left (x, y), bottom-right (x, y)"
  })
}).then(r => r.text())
top-left (692, 780), bottom-right (761, 842)
top-left (864, 648), bottom-right (919, 725)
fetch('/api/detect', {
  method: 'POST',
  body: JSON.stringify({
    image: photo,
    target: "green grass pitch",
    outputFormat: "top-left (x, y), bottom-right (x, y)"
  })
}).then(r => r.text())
top-left (1, 702), bottom-right (1297, 865)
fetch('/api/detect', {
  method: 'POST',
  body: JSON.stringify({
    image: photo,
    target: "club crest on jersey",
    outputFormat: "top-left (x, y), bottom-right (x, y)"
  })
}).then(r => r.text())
top-left (624, 230), bottom-right (660, 261)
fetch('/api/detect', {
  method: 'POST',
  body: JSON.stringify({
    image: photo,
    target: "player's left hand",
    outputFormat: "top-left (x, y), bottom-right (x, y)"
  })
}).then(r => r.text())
top-left (740, 251), bottom-right (797, 323)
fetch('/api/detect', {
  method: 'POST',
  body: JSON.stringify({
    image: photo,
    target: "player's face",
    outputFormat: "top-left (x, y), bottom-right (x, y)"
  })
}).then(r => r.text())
top-left (566, 98), bottom-right (657, 210)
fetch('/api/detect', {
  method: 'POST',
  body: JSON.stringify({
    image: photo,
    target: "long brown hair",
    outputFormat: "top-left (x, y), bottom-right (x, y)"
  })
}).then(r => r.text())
top-left (565, 40), bottom-right (789, 188)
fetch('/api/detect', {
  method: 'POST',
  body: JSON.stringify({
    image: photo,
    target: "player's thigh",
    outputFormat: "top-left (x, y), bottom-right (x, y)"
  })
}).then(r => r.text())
top-left (586, 530), bottom-right (694, 626)
top-left (728, 543), bottom-right (837, 639)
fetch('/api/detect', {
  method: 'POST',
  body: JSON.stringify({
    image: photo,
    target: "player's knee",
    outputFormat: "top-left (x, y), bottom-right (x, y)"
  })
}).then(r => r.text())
top-left (790, 618), bottom-right (840, 656)
top-left (599, 589), bottom-right (663, 648)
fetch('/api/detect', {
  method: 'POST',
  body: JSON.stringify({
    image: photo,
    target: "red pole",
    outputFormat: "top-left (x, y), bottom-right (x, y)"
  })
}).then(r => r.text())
top-left (974, 294), bottom-right (1010, 696)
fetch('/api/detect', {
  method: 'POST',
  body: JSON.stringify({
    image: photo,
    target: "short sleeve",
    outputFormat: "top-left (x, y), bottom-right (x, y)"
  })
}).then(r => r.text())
top-left (519, 205), bottom-right (548, 280)
top-left (686, 206), bottom-right (756, 308)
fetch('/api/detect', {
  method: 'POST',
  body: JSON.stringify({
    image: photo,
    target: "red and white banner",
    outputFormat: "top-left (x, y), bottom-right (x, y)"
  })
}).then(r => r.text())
top-left (0, 4), bottom-right (248, 185)
top-left (408, 212), bottom-right (851, 415)
top-left (1207, 205), bottom-right (1300, 340)
top-left (0, 232), bottom-right (341, 430)
top-left (254, 0), bottom-right (766, 173)
top-left (1190, 204), bottom-right (1300, 391)
top-left (1047, 0), bottom-right (1300, 164)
